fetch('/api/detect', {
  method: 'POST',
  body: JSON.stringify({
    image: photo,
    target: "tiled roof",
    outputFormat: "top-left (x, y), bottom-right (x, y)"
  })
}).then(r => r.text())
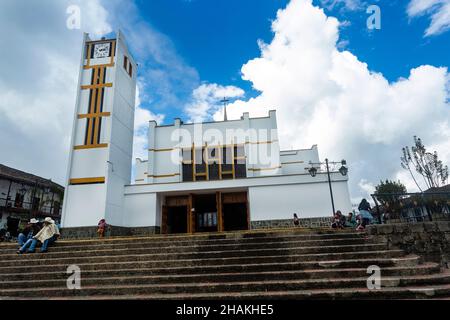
top-left (0, 164), bottom-right (64, 192)
top-left (425, 184), bottom-right (450, 193)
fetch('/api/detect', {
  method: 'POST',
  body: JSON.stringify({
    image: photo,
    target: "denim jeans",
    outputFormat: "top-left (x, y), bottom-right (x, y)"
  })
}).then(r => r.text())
top-left (18, 233), bottom-right (28, 246)
top-left (19, 235), bottom-right (57, 253)
top-left (41, 235), bottom-right (57, 252)
top-left (19, 238), bottom-right (36, 253)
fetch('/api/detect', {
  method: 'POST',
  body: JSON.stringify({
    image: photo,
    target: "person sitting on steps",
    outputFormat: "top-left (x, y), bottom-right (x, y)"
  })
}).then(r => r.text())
top-left (17, 217), bottom-right (60, 254)
top-left (331, 210), bottom-right (345, 229)
top-left (17, 218), bottom-right (41, 248)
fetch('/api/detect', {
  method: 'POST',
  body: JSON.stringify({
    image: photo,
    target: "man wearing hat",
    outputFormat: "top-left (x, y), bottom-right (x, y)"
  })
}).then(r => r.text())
top-left (17, 218), bottom-right (41, 248)
top-left (17, 217), bottom-right (60, 254)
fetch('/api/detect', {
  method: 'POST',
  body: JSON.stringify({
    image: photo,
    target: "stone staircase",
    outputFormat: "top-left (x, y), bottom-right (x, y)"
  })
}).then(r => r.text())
top-left (1, 228), bottom-right (450, 300)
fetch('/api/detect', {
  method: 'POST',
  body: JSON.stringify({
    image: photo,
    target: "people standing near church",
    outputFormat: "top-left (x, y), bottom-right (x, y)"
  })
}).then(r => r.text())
top-left (97, 219), bottom-right (108, 238)
top-left (17, 217), bottom-right (60, 254)
top-left (293, 213), bottom-right (300, 227)
top-left (17, 218), bottom-right (41, 247)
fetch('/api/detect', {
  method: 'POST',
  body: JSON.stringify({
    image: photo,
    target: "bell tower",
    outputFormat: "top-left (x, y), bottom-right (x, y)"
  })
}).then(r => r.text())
top-left (61, 31), bottom-right (137, 228)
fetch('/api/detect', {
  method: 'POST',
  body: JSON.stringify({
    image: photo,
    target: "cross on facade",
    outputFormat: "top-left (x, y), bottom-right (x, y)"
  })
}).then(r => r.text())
top-left (220, 97), bottom-right (229, 121)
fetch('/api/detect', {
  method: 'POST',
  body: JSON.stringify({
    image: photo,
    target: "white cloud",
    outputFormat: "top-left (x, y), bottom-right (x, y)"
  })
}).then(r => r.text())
top-left (0, 0), bottom-right (112, 184)
top-left (319, 0), bottom-right (364, 11)
top-left (407, 0), bottom-right (450, 36)
top-left (133, 82), bottom-right (165, 161)
top-left (185, 83), bottom-right (245, 123)
top-left (208, 0), bottom-right (449, 200)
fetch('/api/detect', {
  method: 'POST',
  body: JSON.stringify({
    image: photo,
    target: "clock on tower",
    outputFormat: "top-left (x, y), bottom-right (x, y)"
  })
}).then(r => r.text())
top-left (93, 42), bottom-right (111, 59)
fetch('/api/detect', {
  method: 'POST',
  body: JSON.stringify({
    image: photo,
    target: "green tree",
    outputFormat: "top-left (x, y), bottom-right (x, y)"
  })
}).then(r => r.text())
top-left (374, 180), bottom-right (407, 204)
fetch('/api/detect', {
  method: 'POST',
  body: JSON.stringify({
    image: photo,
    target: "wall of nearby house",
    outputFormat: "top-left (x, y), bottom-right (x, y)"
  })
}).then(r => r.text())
top-left (0, 176), bottom-right (64, 226)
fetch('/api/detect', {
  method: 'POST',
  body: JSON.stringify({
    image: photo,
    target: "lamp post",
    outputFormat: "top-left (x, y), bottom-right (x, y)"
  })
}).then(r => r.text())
top-left (306, 159), bottom-right (348, 216)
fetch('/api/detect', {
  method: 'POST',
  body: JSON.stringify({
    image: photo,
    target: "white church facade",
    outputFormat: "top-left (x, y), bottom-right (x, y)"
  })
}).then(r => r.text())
top-left (61, 33), bottom-right (352, 234)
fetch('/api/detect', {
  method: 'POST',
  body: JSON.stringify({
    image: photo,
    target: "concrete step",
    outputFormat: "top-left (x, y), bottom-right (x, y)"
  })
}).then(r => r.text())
top-left (2, 272), bottom-right (450, 298)
top-left (0, 255), bottom-right (419, 276)
top-left (0, 237), bottom-right (371, 254)
top-left (24, 283), bottom-right (450, 300)
top-left (0, 248), bottom-right (404, 268)
top-left (0, 263), bottom-right (439, 290)
top-left (0, 231), bottom-right (367, 250)
top-left (2, 243), bottom-right (388, 263)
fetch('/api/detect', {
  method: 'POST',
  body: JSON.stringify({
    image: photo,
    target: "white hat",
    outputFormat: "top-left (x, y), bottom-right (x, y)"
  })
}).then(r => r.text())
top-left (44, 217), bottom-right (54, 224)
top-left (29, 218), bottom-right (38, 224)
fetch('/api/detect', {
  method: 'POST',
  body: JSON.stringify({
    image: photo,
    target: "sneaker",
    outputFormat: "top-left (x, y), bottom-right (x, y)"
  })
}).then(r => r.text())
top-left (16, 250), bottom-right (23, 254)
top-left (41, 250), bottom-right (48, 253)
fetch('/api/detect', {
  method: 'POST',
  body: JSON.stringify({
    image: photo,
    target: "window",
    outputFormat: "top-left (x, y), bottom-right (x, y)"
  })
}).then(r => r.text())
top-left (181, 144), bottom-right (246, 182)
top-left (234, 145), bottom-right (247, 178)
top-left (194, 148), bottom-right (207, 181)
top-left (123, 56), bottom-right (128, 70)
top-left (14, 193), bottom-right (24, 208)
top-left (123, 56), bottom-right (133, 78)
top-left (32, 197), bottom-right (40, 211)
top-left (53, 201), bottom-right (61, 215)
top-left (182, 149), bottom-right (193, 182)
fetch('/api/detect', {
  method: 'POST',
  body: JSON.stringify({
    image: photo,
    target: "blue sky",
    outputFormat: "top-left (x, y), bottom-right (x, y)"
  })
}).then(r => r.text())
top-left (127, 0), bottom-right (450, 123)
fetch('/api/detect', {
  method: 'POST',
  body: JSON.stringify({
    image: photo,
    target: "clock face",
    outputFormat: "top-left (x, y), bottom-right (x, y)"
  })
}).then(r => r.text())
top-left (93, 43), bottom-right (111, 59)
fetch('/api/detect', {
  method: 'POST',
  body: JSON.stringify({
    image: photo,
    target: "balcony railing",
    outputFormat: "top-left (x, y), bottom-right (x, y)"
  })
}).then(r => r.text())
top-left (371, 192), bottom-right (450, 223)
top-left (0, 198), bottom-right (61, 218)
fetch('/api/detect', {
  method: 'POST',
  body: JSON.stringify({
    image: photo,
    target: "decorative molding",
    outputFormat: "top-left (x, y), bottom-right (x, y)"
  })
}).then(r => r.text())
top-left (281, 161), bottom-right (305, 165)
top-left (74, 144), bottom-right (108, 150)
top-left (70, 177), bottom-right (105, 185)
top-left (147, 173), bottom-right (181, 178)
top-left (248, 166), bottom-right (282, 172)
top-left (80, 83), bottom-right (113, 90)
top-left (246, 140), bottom-right (279, 145)
top-left (78, 112), bottom-right (111, 119)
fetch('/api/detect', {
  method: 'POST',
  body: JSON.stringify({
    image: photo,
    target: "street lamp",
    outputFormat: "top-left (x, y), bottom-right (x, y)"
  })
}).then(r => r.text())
top-left (306, 159), bottom-right (349, 216)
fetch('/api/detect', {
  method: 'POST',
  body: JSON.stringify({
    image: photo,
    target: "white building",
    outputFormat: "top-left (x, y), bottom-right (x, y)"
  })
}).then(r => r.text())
top-left (61, 33), bottom-right (352, 234)
top-left (0, 164), bottom-right (64, 234)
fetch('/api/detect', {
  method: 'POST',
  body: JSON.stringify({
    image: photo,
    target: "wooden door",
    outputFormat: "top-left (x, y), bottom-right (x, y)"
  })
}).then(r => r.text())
top-left (216, 191), bottom-right (223, 232)
top-left (161, 205), bottom-right (168, 234)
top-left (188, 194), bottom-right (195, 234)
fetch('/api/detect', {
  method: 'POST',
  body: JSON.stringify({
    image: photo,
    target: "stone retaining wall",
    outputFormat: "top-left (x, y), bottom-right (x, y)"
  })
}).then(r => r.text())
top-left (61, 217), bottom-right (333, 239)
top-left (367, 221), bottom-right (450, 267)
top-left (61, 226), bottom-right (160, 239)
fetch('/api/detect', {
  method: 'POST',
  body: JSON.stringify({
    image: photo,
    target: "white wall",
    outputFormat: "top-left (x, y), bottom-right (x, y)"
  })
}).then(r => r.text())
top-left (249, 180), bottom-right (352, 220)
top-left (62, 184), bottom-right (106, 227)
top-left (280, 145), bottom-right (320, 175)
top-left (123, 192), bottom-right (157, 227)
